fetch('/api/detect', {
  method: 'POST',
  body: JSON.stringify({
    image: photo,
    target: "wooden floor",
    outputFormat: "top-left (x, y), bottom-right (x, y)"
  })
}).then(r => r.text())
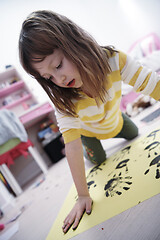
top-left (1, 102), bottom-right (160, 240)
top-left (73, 194), bottom-right (160, 240)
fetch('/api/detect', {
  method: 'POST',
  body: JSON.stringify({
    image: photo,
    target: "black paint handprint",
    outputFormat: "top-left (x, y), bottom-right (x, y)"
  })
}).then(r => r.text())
top-left (104, 172), bottom-right (132, 197)
top-left (104, 159), bottom-right (132, 197)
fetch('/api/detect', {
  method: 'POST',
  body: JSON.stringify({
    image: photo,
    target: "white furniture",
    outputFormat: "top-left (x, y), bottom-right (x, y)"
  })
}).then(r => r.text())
top-left (0, 145), bottom-right (48, 196)
top-left (0, 67), bottom-right (56, 195)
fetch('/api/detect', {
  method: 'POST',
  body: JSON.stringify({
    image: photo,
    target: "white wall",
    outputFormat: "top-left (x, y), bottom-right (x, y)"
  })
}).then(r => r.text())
top-left (0, 0), bottom-right (160, 102)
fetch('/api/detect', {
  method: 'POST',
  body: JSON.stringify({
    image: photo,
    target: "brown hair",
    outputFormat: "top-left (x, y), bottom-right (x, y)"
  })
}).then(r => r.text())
top-left (19, 10), bottom-right (115, 116)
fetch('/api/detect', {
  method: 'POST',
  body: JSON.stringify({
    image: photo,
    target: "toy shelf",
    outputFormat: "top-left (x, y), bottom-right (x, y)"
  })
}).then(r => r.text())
top-left (0, 81), bottom-right (24, 97)
top-left (19, 102), bottom-right (54, 128)
top-left (0, 94), bottom-right (32, 110)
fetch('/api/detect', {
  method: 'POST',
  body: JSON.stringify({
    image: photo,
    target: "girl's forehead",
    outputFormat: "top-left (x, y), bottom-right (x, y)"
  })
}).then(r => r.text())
top-left (34, 49), bottom-right (62, 62)
top-left (33, 49), bottom-right (63, 72)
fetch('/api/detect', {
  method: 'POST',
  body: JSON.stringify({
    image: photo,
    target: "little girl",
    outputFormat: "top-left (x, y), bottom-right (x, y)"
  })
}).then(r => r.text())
top-left (19, 10), bottom-right (160, 233)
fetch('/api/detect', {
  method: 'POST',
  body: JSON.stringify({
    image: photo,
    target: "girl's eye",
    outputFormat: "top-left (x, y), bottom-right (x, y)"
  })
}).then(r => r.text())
top-left (56, 61), bottom-right (62, 69)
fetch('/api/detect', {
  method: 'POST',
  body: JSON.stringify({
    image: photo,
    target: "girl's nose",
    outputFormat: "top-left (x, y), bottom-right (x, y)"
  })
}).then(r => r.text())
top-left (61, 75), bottom-right (66, 85)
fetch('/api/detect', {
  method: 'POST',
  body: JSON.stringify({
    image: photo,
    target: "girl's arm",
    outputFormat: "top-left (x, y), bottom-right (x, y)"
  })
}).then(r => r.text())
top-left (62, 138), bottom-right (93, 233)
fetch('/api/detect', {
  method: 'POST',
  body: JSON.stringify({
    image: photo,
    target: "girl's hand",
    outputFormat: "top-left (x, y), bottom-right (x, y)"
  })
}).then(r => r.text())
top-left (62, 196), bottom-right (93, 233)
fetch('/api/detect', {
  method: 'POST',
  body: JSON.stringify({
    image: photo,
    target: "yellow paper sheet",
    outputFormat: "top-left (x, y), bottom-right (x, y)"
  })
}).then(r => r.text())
top-left (47, 128), bottom-right (160, 240)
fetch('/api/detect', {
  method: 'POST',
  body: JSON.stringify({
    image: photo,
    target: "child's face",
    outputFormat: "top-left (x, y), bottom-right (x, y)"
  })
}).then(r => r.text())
top-left (33, 49), bottom-right (83, 88)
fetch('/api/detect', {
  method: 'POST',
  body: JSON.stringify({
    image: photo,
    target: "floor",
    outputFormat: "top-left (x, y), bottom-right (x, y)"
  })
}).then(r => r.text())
top-left (1, 101), bottom-right (160, 240)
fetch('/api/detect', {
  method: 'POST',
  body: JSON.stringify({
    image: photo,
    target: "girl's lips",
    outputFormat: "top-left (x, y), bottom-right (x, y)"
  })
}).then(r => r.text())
top-left (67, 79), bottom-right (75, 87)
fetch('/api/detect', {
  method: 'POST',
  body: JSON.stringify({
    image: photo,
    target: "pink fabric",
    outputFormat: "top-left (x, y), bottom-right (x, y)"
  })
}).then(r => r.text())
top-left (0, 140), bottom-right (33, 167)
top-left (128, 33), bottom-right (160, 56)
top-left (120, 91), bottom-right (140, 112)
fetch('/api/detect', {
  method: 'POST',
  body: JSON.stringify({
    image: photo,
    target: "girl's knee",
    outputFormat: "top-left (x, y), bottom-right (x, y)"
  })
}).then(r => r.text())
top-left (83, 145), bottom-right (106, 164)
top-left (126, 126), bottom-right (139, 140)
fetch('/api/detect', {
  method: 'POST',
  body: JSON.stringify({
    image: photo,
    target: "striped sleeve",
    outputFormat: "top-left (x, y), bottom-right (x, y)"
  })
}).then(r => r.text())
top-left (55, 109), bottom-right (81, 143)
top-left (119, 51), bottom-right (160, 100)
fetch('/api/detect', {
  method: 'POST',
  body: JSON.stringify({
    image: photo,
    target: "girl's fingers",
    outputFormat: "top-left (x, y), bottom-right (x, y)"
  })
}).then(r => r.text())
top-left (62, 214), bottom-right (75, 233)
top-left (63, 222), bottom-right (71, 233)
top-left (63, 210), bottom-right (84, 233)
top-left (62, 197), bottom-right (93, 233)
top-left (62, 219), bottom-right (73, 233)
top-left (72, 209), bottom-right (85, 230)
top-left (86, 199), bottom-right (93, 215)
top-left (72, 216), bottom-right (80, 230)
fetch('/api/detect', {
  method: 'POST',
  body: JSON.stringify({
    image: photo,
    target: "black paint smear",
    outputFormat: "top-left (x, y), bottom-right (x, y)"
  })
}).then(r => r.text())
top-left (105, 191), bottom-right (109, 197)
top-left (113, 146), bottom-right (131, 162)
top-left (144, 141), bottom-right (160, 151)
top-left (87, 163), bottom-right (106, 178)
top-left (116, 191), bottom-right (122, 195)
top-left (125, 181), bottom-right (132, 185)
top-left (144, 141), bottom-right (160, 158)
top-left (149, 155), bottom-right (160, 166)
top-left (120, 146), bottom-right (131, 155)
top-left (156, 169), bottom-right (160, 179)
top-left (123, 187), bottom-right (130, 190)
top-left (141, 129), bottom-right (160, 145)
top-left (87, 181), bottom-right (96, 190)
top-left (144, 169), bottom-right (149, 175)
top-left (144, 155), bottom-right (160, 179)
top-left (116, 159), bottom-right (129, 173)
top-left (109, 159), bottom-right (130, 177)
top-left (146, 129), bottom-right (160, 141)
top-left (104, 174), bottom-right (132, 197)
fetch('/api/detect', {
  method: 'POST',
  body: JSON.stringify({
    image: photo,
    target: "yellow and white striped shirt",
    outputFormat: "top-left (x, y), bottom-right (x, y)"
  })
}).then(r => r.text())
top-left (55, 50), bottom-right (160, 144)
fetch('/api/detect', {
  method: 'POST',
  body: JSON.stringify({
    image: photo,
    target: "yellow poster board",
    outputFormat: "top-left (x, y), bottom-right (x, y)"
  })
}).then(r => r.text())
top-left (47, 128), bottom-right (160, 240)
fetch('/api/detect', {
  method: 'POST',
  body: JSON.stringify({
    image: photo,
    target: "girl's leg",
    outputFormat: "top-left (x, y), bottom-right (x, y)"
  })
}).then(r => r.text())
top-left (81, 135), bottom-right (106, 164)
top-left (81, 113), bottom-right (138, 164)
top-left (114, 113), bottom-right (138, 139)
